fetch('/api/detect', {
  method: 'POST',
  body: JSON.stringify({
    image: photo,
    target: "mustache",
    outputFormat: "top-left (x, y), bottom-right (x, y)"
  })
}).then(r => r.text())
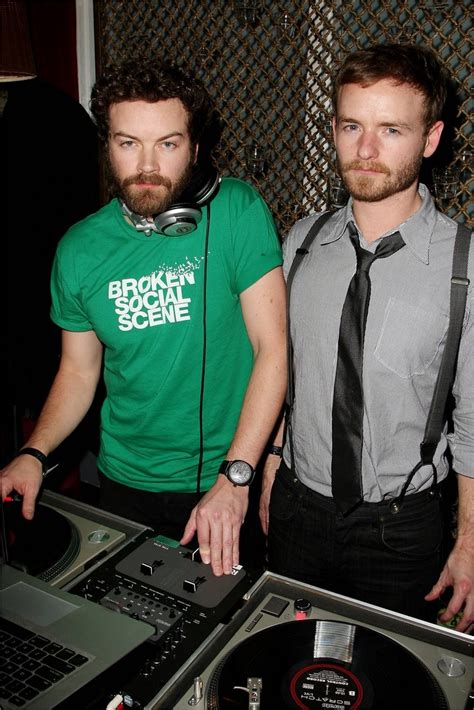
top-left (122, 173), bottom-right (172, 189)
top-left (342, 160), bottom-right (391, 176)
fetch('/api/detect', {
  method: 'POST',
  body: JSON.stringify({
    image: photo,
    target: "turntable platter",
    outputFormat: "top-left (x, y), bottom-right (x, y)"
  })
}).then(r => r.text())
top-left (4, 500), bottom-right (80, 582)
top-left (208, 619), bottom-right (448, 709)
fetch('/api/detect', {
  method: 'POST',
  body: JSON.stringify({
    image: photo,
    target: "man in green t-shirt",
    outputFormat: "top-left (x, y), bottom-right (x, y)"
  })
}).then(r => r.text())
top-left (1, 59), bottom-right (286, 577)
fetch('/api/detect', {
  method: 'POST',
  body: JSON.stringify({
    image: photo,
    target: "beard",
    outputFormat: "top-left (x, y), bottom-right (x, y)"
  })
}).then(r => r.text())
top-left (337, 148), bottom-right (424, 203)
top-left (108, 155), bottom-right (195, 217)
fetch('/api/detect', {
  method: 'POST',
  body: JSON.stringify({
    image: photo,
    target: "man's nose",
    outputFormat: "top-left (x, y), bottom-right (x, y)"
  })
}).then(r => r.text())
top-left (357, 131), bottom-right (379, 161)
top-left (138, 146), bottom-right (160, 174)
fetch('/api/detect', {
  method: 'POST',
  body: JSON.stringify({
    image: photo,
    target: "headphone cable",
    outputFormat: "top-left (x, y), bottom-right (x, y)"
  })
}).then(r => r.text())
top-left (195, 203), bottom-right (211, 498)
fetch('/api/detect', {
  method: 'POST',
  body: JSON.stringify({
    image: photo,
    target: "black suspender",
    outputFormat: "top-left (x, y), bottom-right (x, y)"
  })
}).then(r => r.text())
top-left (391, 222), bottom-right (472, 511)
top-left (285, 210), bottom-right (335, 471)
top-left (285, 216), bottom-right (472, 506)
top-left (285, 211), bottom-right (335, 409)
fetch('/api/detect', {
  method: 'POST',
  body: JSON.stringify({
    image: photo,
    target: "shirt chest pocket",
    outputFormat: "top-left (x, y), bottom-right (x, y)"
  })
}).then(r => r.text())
top-left (374, 297), bottom-right (449, 378)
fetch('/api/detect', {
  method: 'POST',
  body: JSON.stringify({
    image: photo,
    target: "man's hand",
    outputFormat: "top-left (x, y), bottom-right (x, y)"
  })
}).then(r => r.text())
top-left (425, 540), bottom-right (474, 633)
top-left (259, 454), bottom-right (280, 535)
top-left (426, 474), bottom-right (474, 633)
top-left (180, 475), bottom-right (249, 576)
top-left (0, 456), bottom-right (43, 520)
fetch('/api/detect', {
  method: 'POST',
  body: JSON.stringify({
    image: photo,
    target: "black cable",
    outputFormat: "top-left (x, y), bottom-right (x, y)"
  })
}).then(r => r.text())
top-left (195, 203), bottom-right (211, 497)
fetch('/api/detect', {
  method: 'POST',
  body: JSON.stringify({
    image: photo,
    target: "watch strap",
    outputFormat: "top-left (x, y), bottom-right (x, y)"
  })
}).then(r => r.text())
top-left (218, 460), bottom-right (230, 474)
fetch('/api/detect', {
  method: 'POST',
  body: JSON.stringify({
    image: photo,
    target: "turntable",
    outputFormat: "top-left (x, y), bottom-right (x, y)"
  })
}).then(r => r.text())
top-left (4, 494), bottom-right (472, 709)
top-left (169, 572), bottom-right (474, 710)
top-left (2, 489), bottom-right (149, 587)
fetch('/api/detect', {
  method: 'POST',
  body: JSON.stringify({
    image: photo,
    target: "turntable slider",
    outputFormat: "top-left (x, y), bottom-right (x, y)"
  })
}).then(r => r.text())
top-left (140, 559), bottom-right (163, 575)
top-left (183, 575), bottom-right (206, 593)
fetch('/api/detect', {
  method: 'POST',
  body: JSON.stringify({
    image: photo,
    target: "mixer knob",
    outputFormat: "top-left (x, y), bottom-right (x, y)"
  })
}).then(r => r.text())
top-left (293, 598), bottom-right (312, 620)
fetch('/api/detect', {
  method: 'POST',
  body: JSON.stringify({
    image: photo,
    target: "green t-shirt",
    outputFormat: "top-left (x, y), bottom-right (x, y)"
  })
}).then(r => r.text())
top-left (50, 177), bottom-right (282, 492)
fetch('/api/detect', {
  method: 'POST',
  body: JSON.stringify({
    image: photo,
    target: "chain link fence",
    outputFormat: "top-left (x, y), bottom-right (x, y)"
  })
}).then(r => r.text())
top-left (95, 0), bottom-right (473, 234)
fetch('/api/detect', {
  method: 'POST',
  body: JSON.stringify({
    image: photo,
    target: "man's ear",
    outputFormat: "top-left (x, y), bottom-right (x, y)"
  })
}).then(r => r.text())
top-left (423, 121), bottom-right (444, 159)
top-left (332, 116), bottom-right (337, 144)
top-left (193, 143), bottom-right (199, 165)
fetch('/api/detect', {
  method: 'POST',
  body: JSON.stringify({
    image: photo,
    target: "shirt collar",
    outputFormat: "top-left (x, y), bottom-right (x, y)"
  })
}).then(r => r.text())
top-left (320, 184), bottom-right (438, 265)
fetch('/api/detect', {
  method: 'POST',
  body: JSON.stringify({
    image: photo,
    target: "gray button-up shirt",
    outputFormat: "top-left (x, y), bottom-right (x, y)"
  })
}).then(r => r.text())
top-left (283, 185), bottom-right (474, 501)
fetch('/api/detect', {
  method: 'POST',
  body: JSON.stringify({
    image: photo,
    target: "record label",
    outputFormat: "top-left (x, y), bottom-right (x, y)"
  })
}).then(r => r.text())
top-left (290, 663), bottom-right (363, 709)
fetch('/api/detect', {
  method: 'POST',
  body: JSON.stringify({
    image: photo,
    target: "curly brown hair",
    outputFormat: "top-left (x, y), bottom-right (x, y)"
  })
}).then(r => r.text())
top-left (90, 57), bottom-right (218, 151)
top-left (332, 43), bottom-right (447, 132)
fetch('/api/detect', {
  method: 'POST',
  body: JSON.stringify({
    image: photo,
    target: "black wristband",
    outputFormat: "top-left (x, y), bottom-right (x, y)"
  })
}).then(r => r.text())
top-left (267, 445), bottom-right (283, 457)
top-left (18, 447), bottom-right (48, 476)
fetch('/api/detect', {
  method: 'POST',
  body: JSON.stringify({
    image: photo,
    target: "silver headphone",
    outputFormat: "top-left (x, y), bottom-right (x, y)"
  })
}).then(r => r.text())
top-left (121, 164), bottom-right (220, 237)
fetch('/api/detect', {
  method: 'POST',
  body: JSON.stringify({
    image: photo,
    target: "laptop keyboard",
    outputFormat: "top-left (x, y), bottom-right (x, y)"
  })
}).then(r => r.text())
top-left (0, 617), bottom-right (90, 708)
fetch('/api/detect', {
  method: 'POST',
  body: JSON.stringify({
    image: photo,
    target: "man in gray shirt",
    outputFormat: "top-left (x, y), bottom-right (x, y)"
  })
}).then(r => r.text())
top-left (261, 43), bottom-right (473, 630)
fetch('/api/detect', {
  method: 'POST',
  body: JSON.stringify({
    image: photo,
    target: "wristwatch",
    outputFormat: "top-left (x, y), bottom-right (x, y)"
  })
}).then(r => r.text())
top-left (219, 460), bottom-right (255, 487)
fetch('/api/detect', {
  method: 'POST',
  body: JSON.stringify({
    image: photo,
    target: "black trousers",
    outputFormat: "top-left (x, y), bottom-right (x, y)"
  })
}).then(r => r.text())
top-left (268, 460), bottom-right (444, 622)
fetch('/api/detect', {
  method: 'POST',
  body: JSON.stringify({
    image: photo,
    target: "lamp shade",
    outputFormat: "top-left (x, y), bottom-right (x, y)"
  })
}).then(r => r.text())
top-left (0, 0), bottom-right (36, 81)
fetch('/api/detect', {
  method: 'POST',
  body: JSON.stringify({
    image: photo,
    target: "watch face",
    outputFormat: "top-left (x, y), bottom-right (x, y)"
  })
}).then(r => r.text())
top-left (228, 460), bottom-right (253, 485)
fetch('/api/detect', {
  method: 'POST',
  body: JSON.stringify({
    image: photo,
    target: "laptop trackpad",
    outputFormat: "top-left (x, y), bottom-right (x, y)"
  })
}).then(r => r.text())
top-left (1, 581), bottom-right (78, 626)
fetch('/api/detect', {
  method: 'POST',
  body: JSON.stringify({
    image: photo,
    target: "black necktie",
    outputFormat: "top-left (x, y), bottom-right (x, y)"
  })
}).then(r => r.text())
top-left (331, 224), bottom-right (405, 515)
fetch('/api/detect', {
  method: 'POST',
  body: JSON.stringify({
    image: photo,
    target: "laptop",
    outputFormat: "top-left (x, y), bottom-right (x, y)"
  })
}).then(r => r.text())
top-left (0, 564), bottom-right (154, 709)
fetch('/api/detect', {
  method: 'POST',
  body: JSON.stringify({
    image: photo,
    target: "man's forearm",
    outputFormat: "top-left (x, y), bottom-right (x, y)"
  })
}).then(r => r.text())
top-left (24, 366), bottom-right (100, 456)
top-left (269, 414), bottom-right (285, 449)
top-left (225, 347), bottom-right (287, 466)
top-left (183, 346), bottom-right (286, 573)
top-left (456, 473), bottom-right (474, 547)
top-left (2, 330), bottom-right (103, 520)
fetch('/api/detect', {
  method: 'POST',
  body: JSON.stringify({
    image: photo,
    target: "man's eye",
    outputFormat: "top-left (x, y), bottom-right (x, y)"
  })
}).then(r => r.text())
top-left (120, 140), bottom-right (135, 148)
top-left (162, 141), bottom-right (177, 150)
top-left (387, 127), bottom-right (400, 135)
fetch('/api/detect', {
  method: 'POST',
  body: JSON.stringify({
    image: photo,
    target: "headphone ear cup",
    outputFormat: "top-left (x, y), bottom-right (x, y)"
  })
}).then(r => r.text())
top-left (154, 165), bottom-right (220, 236)
top-left (153, 204), bottom-right (203, 237)
top-left (182, 164), bottom-right (220, 206)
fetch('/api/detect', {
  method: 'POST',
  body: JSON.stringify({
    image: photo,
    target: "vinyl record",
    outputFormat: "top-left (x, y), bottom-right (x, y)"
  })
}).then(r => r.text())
top-left (208, 619), bottom-right (448, 709)
top-left (3, 500), bottom-right (80, 582)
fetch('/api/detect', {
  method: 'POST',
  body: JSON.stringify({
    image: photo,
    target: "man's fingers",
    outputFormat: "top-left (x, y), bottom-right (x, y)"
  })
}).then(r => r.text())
top-left (209, 518), bottom-right (224, 576)
top-left (1, 478), bottom-right (12, 502)
top-left (190, 483), bottom-right (248, 576)
top-left (218, 513), bottom-right (234, 575)
top-left (1, 463), bottom-right (43, 520)
top-left (194, 512), bottom-right (212, 566)
top-left (424, 577), bottom-right (447, 602)
top-left (435, 581), bottom-right (474, 633)
top-left (455, 609), bottom-right (474, 634)
top-left (22, 494), bottom-right (36, 520)
top-left (197, 513), bottom-right (240, 576)
top-left (180, 508), bottom-right (197, 546)
top-left (232, 520), bottom-right (240, 569)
